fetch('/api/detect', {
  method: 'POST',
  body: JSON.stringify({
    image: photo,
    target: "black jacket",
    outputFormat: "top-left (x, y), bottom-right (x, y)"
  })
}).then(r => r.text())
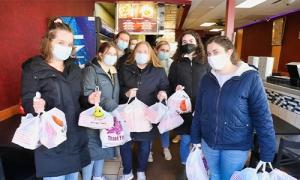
top-left (168, 57), bottom-right (209, 135)
top-left (21, 56), bottom-right (90, 177)
top-left (119, 64), bottom-right (169, 140)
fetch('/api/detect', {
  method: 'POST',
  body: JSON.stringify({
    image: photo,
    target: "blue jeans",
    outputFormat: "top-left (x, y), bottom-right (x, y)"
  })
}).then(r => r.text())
top-left (180, 135), bottom-right (191, 165)
top-left (120, 140), bottom-right (151, 174)
top-left (43, 172), bottom-right (78, 180)
top-left (201, 140), bottom-right (249, 180)
top-left (82, 160), bottom-right (104, 180)
top-left (160, 131), bottom-right (170, 148)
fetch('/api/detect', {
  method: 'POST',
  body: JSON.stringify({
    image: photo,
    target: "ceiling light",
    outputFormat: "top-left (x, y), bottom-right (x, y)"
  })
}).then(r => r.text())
top-left (200, 22), bottom-right (216, 27)
top-left (209, 28), bottom-right (223, 32)
top-left (236, 0), bottom-right (267, 8)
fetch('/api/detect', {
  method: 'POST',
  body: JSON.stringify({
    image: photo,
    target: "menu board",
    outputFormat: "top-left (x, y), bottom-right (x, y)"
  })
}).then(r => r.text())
top-left (116, 2), bottom-right (158, 34)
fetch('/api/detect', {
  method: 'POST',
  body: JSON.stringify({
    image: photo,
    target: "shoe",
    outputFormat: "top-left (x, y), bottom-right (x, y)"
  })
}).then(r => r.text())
top-left (172, 135), bottom-right (181, 143)
top-left (176, 165), bottom-right (187, 180)
top-left (148, 151), bottom-right (153, 162)
top-left (119, 172), bottom-right (134, 180)
top-left (163, 148), bottom-right (172, 160)
top-left (93, 176), bottom-right (107, 180)
top-left (137, 172), bottom-right (146, 180)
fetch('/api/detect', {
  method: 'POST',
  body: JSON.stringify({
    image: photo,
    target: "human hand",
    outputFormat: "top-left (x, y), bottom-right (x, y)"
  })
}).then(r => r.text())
top-left (88, 91), bottom-right (101, 105)
top-left (33, 92), bottom-right (45, 114)
top-left (125, 88), bottom-right (138, 98)
top-left (176, 85), bottom-right (184, 91)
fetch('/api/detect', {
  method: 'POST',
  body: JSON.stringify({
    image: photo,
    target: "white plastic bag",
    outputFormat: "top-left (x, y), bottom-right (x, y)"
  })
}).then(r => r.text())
top-left (40, 108), bottom-right (67, 149)
top-left (12, 113), bottom-right (41, 150)
top-left (230, 161), bottom-right (272, 180)
top-left (269, 168), bottom-right (297, 180)
top-left (186, 146), bottom-right (209, 180)
top-left (167, 90), bottom-right (192, 113)
top-left (149, 102), bottom-right (168, 124)
top-left (100, 115), bottom-right (131, 148)
top-left (157, 109), bottom-right (184, 134)
top-left (78, 105), bottom-right (114, 129)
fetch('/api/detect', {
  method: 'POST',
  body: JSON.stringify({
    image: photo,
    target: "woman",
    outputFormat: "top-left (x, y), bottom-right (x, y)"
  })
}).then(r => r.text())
top-left (148, 40), bottom-right (173, 163)
top-left (168, 30), bottom-right (209, 180)
top-left (81, 42), bottom-right (119, 180)
top-left (21, 21), bottom-right (96, 179)
top-left (119, 41), bottom-right (169, 180)
top-left (191, 36), bottom-right (276, 180)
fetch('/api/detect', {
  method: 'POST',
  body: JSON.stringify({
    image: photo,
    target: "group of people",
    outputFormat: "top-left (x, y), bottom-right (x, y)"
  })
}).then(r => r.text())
top-left (21, 19), bottom-right (276, 180)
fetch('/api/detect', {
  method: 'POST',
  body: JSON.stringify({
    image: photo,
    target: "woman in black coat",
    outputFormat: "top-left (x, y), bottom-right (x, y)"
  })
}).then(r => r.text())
top-left (168, 30), bottom-right (209, 180)
top-left (21, 21), bottom-right (98, 179)
top-left (119, 41), bottom-right (169, 180)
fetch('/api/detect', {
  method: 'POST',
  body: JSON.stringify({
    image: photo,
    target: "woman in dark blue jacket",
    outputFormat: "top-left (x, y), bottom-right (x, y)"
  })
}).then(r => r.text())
top-left (191, 36), bottom-right (276, 180)
top-left (22, 21), bottom-right (95, 179)
top-left (119, 41), bottom-right (169, 180)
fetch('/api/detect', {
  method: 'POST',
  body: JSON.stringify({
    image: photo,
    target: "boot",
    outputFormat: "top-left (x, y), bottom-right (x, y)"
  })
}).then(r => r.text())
top-left (176, 165), bottom-right (187, 180)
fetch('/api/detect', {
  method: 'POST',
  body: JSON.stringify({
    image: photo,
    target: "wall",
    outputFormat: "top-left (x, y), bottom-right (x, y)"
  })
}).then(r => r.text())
top-left (278, 12), bottom-right (300, 72)
top-left (240, 21), bottom-right (273, 61)
top-left (0, 0), bottom-right (94, 111)
top-left (94, 3), bottom-right (115, 28)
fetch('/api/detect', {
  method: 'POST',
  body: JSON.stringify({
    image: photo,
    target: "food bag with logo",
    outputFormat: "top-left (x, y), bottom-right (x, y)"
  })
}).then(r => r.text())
top-left (149, 102), bottom-right (168, 124)
top-left (167, 90), bottom-right (192, 113)
top-left (158, 109), bottom-right (184, 134)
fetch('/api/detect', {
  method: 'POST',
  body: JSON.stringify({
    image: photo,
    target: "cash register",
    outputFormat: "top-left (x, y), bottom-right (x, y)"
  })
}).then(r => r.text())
top-left (286, 62), bottom-right (300, 87)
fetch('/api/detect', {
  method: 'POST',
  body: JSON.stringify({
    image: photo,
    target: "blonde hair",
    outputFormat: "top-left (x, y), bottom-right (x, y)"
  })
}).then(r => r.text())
top-left (125, 41), bottom-right (162, 68)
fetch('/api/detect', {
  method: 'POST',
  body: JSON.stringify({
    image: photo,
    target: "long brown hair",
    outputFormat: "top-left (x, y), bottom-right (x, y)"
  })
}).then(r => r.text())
top-left (40, 20), bottom-right (73, 62)
top-left (125, 41), bottom-right (162, 68)
top-left (172, 30), bottom-right (206, 64)
top-left (206, 36), bottom-right (238, 65)
top-left (97, 42), bottom-right (117, 61)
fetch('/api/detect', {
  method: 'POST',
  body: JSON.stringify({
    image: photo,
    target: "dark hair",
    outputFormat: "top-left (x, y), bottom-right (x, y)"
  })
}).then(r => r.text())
top-left (97, 42), bottom-right (117, 61)
top-left (115, 30), bottom-right (130, 40)
top-left (206, 36), bottom-right (238, 65)
top-left (172, 30), bottom-right (206, 64)
top-left (40, 20), bottom-right (73, 61)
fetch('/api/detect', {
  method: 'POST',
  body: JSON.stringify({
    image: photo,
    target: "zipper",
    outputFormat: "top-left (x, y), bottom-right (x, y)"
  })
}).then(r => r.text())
top-left (214, 87), bottom-right (221, 147)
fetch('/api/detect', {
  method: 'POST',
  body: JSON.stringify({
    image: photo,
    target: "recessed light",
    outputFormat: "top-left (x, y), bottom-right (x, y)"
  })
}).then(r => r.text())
top-left (200, 22), bottom-right (216, 27)
top-left (209, 28), bottom-right (223, 32)
top-left (236, 0), bottom-right (267, 8)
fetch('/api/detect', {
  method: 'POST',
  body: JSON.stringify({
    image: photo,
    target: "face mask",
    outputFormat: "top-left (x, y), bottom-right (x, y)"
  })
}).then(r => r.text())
top-left (135, 53), bottom-right (149, 65)
top-left (103, 55), bottom-right (117, 66)
top-left (208, 54), bottom-right (230, 71)
top-left (52, 44), bottom-right (72, 61)
top-left (117, 40), bottom-right (129, 51)
top-left (158, 51), bottom-right (169, 61)
top-left (181, 43), bottom-right (197, 54)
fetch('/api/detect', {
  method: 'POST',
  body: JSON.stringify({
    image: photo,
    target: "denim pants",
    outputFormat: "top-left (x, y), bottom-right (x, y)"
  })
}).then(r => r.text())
top-left (43, 172), bottom-right (79, 180)
top-left (160, 131), bottom-right (170, 148)
top-left (201, 140), bottom-right (249, 180)
top-left (180, 135), bottom-right (191, 165)
top-left (82, 160), bottom-right (104, 180)
top-left (120, 140), bottom-right (151, 174)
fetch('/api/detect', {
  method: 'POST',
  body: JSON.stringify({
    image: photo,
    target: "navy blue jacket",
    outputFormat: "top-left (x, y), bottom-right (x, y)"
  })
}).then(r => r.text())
top-left (191, 66), bottom-right (276, 162)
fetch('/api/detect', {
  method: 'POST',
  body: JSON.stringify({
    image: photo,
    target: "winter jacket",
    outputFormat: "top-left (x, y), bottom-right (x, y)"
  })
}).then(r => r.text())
top-left (191, 62), bottom-right (276, 162)
top-left (119, 63), bottom-right (169, 141)
top-left (21, 55), bottom-right (90, 177)
top-left (168, 57), bottom-right (209, 134)
top-left (81, 58), bottom-right (119, 160)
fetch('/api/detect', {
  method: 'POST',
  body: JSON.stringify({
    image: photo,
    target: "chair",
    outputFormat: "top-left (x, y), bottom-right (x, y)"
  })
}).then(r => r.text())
top-left (275, 137), bottom-right (300, 177)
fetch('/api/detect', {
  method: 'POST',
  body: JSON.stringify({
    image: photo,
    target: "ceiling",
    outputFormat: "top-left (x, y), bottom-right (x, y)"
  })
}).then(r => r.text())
top-left (183, 0), bottom-right (300, 31)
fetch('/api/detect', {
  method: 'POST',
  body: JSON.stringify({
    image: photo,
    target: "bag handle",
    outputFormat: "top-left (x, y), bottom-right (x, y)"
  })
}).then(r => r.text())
top-left (255, 161), bottom-right (274, 173)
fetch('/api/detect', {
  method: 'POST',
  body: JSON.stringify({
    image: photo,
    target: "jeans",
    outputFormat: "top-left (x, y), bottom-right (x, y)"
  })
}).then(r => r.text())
top-left (82, 160), bottom-right (104, 180)
top-left (201, 140), bottom-right (249, 180)
top-left (43, 172), bottom-right (79, 180)
top-left (160, 131), bottom-right (170, 148)
top-left (180, 135), bottom-right (191, 165)
top-left (120, 140), bottom-right (151, 174)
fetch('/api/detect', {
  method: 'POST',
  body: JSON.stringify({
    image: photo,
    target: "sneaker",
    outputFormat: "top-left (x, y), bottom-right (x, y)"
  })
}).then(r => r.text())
top-left (148, 151), bottom-right (153, 162)
top-left (137, 172), bottom-right (146, 180)
top-left (119, 172), bottom-right (134, 180)
top-left (93, 176), bottom-right (108, 180)
top-left (163, 148), bottom-right (172, 160)
top-left (172, 135), bottom-right (181, 143)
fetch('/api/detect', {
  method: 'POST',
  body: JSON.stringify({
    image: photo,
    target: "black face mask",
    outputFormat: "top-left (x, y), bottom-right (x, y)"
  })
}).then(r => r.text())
top-left (181, 44), bottom-right (197, 54)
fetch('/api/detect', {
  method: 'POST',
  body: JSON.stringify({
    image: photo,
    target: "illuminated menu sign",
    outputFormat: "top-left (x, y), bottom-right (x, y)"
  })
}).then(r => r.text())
top-left (116, 2), bottom-right (158, 34)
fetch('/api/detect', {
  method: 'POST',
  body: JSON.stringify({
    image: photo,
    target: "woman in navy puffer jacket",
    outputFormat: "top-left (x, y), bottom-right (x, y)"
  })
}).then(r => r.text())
top-left (191, 36), bottom-right (276, 180)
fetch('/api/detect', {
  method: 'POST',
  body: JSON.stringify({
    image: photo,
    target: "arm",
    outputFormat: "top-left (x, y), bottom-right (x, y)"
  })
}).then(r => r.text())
top-left (21, 68), bottom-right (38, 115)
top-left (158, 69), bottom-right (169, 92)
top-left (168, 62), bottom-right (177, 96)
top-left (191, 82), bottom-right (204, 144)
top-left (249, 73), bottom-right (276, 162)
top-left (119, 66), bottom-right (131, 103)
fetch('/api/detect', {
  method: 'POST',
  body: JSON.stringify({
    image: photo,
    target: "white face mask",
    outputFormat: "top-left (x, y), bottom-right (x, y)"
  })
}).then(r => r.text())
top-left (135, 53), bottom-right (149, 65)
top-left (103, 55), bottom-right (117, 66)
top-left (208, 54), bottom-right (230, 71)
top-left (52, 44), bottom-right (72, 61)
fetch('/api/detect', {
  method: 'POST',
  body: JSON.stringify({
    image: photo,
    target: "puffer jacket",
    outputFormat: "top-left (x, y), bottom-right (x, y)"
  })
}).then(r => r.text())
top-left (191, 62), bottom-right (276, 162)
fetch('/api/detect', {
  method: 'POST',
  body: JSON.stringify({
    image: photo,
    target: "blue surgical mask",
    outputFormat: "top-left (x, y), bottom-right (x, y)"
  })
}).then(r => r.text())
top-left (135, 53), bottom-right (149, 65)
top-left (117, 40), bottom-right (129, 51)
top-left (158, 51), bottom-right (169, 61)
top-left (52, 44), bottom-right (72, 61)
top-left (103, 55), bottom-right (117, 66)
